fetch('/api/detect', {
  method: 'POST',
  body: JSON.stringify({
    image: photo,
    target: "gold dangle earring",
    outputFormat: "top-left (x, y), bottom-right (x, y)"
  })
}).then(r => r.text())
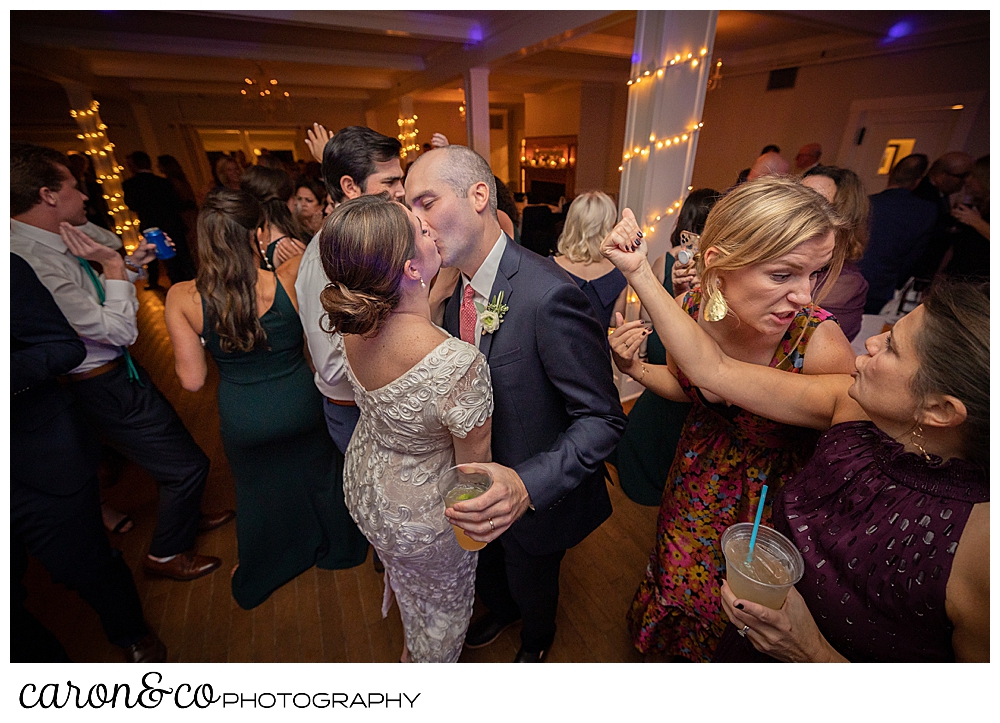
top-left (910, 425), bottom-right (933, 463)
top-left (703, 280), bottom-right (729, 322)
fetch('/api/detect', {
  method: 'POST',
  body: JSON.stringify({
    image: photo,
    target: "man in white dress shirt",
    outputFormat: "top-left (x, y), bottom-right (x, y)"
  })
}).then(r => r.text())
top-left (294, 126), bottom-right (405, 574)
top-left (10, 142), bottom-right (231, 582)
top-left (295, 126), bottom-right (405, 453)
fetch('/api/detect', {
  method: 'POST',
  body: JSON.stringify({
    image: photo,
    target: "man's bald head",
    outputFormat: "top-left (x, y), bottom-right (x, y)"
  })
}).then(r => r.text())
top-left (747, 151), bottom-right (790, 181)
top-left (887, 154), bottom-right (928, 190)
top-left (927, 151), bottom-right (974, 196)
top-left (794, 143), bottom-right (822, 172)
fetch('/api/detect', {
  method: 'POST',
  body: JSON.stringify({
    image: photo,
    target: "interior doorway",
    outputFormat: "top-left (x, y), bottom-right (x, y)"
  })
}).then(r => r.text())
top-left (196, 128), bottom-right (303, 182)
top-left (834, 92), bottom-right (984, 194)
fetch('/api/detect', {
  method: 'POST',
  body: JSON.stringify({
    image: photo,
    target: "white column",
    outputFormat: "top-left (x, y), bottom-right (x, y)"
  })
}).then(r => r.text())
top-left (464, 66), bottom-right (491, 159)
top-left (616, 10), bottom-right (718, 400)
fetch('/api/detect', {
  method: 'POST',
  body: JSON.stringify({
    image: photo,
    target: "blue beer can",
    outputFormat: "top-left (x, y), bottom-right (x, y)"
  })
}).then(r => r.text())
top-left (142, 227), bottom-right (175, 259)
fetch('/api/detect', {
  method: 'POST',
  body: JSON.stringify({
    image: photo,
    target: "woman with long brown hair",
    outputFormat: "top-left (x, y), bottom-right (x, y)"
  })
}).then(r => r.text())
top-left (164, 188), bottom-right (367, 610)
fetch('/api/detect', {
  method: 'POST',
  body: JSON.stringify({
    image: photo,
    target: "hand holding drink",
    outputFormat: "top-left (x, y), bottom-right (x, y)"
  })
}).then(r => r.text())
top-left (439, 465), bottom-right (493, 551)
top-left (142, 227), bottom-right (176, 259)
top-left (721, 522), bottom-right (804, 609)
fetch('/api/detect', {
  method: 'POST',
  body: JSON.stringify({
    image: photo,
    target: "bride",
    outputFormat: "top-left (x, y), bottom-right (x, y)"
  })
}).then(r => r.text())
top-left (319, 194), bottom-right (493, 662)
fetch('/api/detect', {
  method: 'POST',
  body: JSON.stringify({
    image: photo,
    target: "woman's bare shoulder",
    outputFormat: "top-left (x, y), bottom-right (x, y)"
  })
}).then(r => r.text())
top-left (802, 316), bottom-right (857, 375)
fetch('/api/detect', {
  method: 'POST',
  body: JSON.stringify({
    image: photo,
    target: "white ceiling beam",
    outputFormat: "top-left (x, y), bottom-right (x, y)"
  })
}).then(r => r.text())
top-left (19, 25), bottom-right (424, 71)
top-left (184, 10), bottom-right (486, 44)
top-left (410, 87), bottom-right (527, 105)
top-left (497, 64), bottom-right (626, 84)
top-left (556, 34), bottom-right (634, 58)
top-left (85, 55), bottom-right (394, 89)
top-left (125, 79), bottom-right (372, 100)
top-left (367, 10), bottom-right (628, 107)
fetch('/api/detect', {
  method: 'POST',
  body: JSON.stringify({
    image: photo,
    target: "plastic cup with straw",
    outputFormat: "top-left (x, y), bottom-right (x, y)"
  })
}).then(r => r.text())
top-left (720, 484), bottom-right (804, 610)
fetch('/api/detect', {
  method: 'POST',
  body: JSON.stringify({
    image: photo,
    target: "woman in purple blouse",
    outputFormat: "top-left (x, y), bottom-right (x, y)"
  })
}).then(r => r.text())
top-left (602, 210), bottom-right (989, 663)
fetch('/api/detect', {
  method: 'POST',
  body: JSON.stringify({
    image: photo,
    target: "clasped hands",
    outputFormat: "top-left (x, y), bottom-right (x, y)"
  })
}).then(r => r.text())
top-left (444, 462), bottom-right (531, 544)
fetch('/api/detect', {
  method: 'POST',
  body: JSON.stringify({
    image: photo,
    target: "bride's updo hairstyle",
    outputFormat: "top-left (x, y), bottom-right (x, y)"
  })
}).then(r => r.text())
top-left (319, 193), bottom-right (415, 338)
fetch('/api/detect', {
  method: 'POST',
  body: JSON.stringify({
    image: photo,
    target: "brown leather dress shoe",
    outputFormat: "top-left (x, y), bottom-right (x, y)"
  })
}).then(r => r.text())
top-left (198, 509), bottom-right (236, 533)
top-left (126, 633), bottom-right (167, 663)
top-left (144, 552), bottom-right (221, 581)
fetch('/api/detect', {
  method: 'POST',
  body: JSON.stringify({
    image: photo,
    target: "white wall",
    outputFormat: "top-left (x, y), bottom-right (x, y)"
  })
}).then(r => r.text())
top-left (525, 86), bottom-right (581, 137)
top-left (691, 38), bottom-right (990, 194)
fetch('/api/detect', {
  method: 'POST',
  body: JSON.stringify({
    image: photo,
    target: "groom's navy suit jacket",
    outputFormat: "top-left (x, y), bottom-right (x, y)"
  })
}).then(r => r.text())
top-left (445, 237), bottom-right (626, 556)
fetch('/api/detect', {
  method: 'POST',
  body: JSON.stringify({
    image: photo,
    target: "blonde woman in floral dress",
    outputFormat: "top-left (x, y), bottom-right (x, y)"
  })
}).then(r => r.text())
top-left (609, 178), bottom-right (857, 661)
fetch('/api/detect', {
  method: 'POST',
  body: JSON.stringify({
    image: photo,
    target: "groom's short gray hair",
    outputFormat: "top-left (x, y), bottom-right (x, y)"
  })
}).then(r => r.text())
top-left (436, 145), bottom-right (498, 219)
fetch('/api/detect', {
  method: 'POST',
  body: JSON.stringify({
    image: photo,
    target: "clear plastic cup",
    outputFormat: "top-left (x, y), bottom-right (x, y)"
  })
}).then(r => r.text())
top-left (721, 522), bottom-right (804, 610)
top-left (438, 465), bottom-right (493, 551)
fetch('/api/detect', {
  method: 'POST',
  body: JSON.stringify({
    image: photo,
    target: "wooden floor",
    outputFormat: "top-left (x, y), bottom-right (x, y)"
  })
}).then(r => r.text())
top-left (22, 278), bottom-right (660, 663)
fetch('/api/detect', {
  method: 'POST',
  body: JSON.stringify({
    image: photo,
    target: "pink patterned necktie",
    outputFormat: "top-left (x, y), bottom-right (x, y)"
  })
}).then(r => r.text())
top-left (460, 283), bottom-right (477, 344)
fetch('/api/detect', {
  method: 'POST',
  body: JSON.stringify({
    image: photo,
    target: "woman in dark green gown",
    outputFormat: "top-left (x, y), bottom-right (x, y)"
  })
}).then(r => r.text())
top-left (165, 188), bottom-right (367, 610)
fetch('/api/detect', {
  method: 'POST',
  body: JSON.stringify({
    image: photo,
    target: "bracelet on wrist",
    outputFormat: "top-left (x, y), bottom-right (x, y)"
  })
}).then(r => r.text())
top-left (124, 258), bottom-right (148, 280)
top-left (634, 363), bottom-right (647, 383)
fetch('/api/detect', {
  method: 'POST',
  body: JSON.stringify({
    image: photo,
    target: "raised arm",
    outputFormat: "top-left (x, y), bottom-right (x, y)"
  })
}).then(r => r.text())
top-left (305, 123), bottom-right (334, 163)
top-left (601, 209), bottom-right (861, 431)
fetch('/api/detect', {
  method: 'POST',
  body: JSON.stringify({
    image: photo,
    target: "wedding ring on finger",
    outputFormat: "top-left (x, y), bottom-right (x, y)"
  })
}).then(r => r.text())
top-left (489, 518), bottom-right (495, 532)
top-left (738, 625), bottom-right (750, 638)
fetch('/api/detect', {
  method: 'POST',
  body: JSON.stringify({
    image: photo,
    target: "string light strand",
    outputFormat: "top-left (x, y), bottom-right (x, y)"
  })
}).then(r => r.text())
top-left (70, 101), bottom-right (142, 250)
top-left (627, 47), bottom-right (709, 86)
top-left (397, 115), bottom-right (419, 159)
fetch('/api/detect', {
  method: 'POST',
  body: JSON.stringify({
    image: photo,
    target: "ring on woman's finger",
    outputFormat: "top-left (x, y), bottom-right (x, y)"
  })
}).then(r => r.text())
top-left (737, 624), bottom-right (750, 637)
top-left (488, 517), bottom-right (495, 532)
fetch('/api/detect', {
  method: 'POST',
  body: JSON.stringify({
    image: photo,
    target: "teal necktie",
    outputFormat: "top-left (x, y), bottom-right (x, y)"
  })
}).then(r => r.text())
top-left (76, 257), bottom-right (143, 385)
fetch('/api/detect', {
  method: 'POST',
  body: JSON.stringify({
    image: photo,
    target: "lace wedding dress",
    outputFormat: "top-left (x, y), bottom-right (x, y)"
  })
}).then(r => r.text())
top-left (338, 334), bottom-right (493, 662)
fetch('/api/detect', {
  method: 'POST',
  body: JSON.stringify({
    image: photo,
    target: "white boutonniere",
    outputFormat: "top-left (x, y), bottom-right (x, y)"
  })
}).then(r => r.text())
top-left (474, 291), bottom-right (508, 334)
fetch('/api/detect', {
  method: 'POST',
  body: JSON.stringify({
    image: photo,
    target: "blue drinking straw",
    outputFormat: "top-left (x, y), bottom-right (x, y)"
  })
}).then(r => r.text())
top-left (746, 484), bottom-right (769, 564)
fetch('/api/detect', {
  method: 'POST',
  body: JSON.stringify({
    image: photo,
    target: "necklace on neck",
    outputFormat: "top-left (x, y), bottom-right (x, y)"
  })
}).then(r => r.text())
top-left (258, 233), bottom-right (289, 273)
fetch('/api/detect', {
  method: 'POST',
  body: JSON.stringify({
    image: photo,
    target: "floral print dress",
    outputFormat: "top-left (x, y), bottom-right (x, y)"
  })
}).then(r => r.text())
top-left (626, 290), bottom-right (835, 661)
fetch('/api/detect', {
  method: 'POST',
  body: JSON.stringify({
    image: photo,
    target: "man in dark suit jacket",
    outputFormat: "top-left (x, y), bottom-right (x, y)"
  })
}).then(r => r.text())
top-left (406, 146), bottom-right (627, 662)
top-left (123, 150), bottom-right (195, 286)
top-left (11, 253), bottom-right (165, 662)
top-left (906, 151), bottom-right (973, 284)
top-left (858, 154), bottom-right (938, 313)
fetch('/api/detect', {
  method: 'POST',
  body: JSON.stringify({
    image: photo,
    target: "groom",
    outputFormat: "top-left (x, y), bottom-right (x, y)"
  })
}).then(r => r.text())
top-left (405, 146), bottom-right (626, 662)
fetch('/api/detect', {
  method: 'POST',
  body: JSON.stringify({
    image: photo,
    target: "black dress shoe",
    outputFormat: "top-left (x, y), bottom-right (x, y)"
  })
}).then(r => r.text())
top-left (126, 633), bottom-right (167, 663)
top-left (514, 646), bottom-right (549, 663)
top-left (464, 613), bottom-right (520, 649)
